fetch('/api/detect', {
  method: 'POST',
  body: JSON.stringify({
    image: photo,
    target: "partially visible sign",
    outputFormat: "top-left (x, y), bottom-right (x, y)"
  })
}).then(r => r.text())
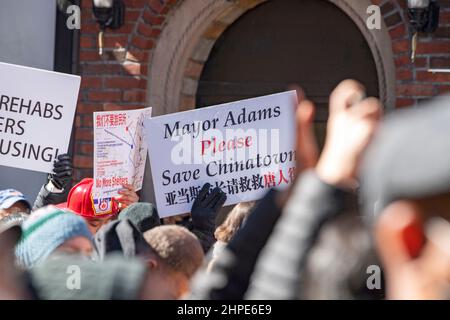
top-left (93, 107), bottom-right (152, 214)
top-left (144, 92), bottom-right (297, 218)
top-left (0, 62), bottom-right (80, 173)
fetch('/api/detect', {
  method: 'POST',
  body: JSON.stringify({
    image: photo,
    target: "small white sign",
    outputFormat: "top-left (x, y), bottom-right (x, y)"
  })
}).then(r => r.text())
top-left (93, 107), bottom-right (152, 214)
top-left (144, 91), bottom-right (297, 218)
top-left (0, 62), bottom-right (80, 173)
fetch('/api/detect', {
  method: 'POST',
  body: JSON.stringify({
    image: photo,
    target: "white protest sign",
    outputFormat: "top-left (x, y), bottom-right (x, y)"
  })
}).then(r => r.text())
top-left (144, 91), bottom-right (297, 218)
top-left (93, 107), bottom-right (152, 214)
top-left (0, 62), bottom-right (80, 173)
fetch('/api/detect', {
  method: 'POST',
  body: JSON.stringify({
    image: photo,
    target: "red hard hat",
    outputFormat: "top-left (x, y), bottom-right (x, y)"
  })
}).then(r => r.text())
top-left (60, 178), bottom-right (119, 219)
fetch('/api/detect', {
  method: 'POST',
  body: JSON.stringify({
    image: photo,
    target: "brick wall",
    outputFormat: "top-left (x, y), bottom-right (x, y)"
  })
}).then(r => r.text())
top-left (371, 0), bottom-right (450, 107)
top-left (73, 0), bottom-right (450, 183)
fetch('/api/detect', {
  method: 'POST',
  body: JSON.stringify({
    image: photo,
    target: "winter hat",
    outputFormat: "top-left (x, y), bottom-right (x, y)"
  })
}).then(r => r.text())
top-left (15, 206), bottom-right (92, 268)
top-left (93, 218), bottom-right (152, 261)
top-left (118, 202), bottom-right (160, 233)
top-left (29, 253), bottom-right (147, 300)
top-left (0, 189), bottom-right (31, 210)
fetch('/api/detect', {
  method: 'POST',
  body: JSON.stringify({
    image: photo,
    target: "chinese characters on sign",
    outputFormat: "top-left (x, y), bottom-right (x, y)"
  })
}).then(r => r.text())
top-left (93, 107), bottom-right (152, 214)
top-left (144, 91), bottom-right (297, 218)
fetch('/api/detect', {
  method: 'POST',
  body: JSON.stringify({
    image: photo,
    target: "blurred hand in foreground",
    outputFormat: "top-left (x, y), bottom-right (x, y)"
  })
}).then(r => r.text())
top-left (316, 79), bottom-right (382, 189)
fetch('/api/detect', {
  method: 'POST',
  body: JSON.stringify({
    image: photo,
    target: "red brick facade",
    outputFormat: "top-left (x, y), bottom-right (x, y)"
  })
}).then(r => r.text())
top-left (74, 0), bottom-right (450, 182)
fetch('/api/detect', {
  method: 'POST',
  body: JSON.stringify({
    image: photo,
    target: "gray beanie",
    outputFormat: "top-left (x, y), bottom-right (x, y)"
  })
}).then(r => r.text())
top-left (361, 95), bottom-right (450, 221)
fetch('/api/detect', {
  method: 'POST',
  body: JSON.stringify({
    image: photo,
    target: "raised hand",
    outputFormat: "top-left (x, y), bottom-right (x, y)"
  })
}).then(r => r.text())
top-left (49, 154), bottom-right (73, 190)
top-left (116, 183), bottom-right (139, 210)
top-left (191, 183), bottom-right (227, 232)
top-left (316, 80), bottom-right (382, 189)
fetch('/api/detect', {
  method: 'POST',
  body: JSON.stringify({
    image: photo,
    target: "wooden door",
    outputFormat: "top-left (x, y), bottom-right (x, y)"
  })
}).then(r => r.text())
top-left (196, 0), bottom-right (379, 147)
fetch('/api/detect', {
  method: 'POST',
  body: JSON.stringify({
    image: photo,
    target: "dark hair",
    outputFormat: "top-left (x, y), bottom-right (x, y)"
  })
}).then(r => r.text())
top-left (300, 212), bottom-right (385, 300)
top-left (214, 202), bottom-right (255, 243)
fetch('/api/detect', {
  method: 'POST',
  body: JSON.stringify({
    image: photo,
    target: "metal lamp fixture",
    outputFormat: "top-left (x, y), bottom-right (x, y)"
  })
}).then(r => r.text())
top-left (408, 0), bottom-right (440, 33)
top-left (407, 0), bottom-right (440, 61)
top-left (92, 0), bottom-right (125, 55)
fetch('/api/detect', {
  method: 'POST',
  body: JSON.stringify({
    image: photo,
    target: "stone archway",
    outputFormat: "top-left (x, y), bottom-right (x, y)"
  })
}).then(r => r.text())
top-left (147, 0), bottom-right (397, 116)
top-left (141, 0), bottom-right (399, 204)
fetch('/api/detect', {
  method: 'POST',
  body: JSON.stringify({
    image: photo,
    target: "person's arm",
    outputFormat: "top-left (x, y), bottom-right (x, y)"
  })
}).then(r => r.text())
top-left (188, 189), bottom-right (282, 300)
top-left (245, 171), bottom-right (345, 299)
top-left (246, 80), bottom-right (382, 299)
top-left (189, 87), bottom-right (320, 300)
top-left (33, 154), bottom-right (73, 210)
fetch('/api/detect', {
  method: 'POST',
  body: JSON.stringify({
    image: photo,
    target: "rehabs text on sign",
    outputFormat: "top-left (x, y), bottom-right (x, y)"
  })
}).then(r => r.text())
top-left (0, 62), bottom-right (80, 173)
top-left (144, 91), bottom-right (297, 218)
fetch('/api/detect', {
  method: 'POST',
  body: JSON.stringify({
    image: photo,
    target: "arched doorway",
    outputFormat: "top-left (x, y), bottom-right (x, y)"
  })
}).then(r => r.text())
top-left (196, 0), bottom-right (379, 146)
top-left (142, 0), bottom-right (396, 205)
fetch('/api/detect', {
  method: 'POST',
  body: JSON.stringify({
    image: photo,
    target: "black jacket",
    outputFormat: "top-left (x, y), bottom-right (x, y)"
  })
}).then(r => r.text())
top-left (189, 171), bottom-right (345, 300)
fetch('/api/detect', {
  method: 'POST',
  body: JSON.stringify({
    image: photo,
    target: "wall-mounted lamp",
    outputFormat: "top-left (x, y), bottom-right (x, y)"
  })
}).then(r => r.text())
top-left (407, 0), bottom-right (440, 62)
top-left (92, 0), bottom-right (125, 55)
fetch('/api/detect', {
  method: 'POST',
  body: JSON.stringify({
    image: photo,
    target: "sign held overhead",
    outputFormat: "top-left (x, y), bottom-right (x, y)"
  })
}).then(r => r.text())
top-left (0, 62), bottom-right (80, 173)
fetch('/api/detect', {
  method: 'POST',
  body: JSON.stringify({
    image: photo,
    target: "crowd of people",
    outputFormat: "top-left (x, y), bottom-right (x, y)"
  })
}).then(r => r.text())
top-left (0, 79), bottom-right (449, 300)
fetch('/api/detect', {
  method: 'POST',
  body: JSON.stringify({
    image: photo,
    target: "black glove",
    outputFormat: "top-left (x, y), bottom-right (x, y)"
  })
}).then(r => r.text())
top-left (191, 183), bottom-right (227, 232)
top-left (49, 154), bottom-right (73, 190)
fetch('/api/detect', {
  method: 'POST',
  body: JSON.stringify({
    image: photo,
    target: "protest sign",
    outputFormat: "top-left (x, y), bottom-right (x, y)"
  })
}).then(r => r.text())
top-left (0, 62), bottom-right (80, 173)
top-left (144, 91), bottom-right (297, 218)
top-left (92, 107), bottom-right (152, 214)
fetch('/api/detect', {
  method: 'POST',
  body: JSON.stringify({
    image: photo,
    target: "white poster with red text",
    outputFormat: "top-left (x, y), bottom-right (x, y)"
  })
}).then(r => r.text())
top-left (144, 92), bottom-right (297, 218)
top-left (93, 107), bottom-right (152, 214)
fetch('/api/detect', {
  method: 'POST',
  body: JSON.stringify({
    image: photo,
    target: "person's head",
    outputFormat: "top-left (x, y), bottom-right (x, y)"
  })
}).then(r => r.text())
top-left (15, 206), bottom-right (93, 268)
top-left (118, 202), bottom-right (160, 233)
top-left (214, 201), bottom-right (255, 243)
top-left (362, 96), bottom-right (450, 299)
top-left (143, 225), bottom-right (204, 298)
top-left (60, 178), bottom-right (119, 234)
top-left (0, 189), bottom-right (31, 220)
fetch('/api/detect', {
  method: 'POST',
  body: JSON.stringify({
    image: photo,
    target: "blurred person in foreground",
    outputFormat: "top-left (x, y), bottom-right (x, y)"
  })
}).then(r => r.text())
top-left (29, 253), bottom-right (171, 300)
top-left (361, 95), bottom-right (450, 300)
top-left (0, 224), bottom-right (32, 299)
top-left (189, 79), bottom-right (383, 299)
top-left (300, 210), bottom-right (384, 300)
